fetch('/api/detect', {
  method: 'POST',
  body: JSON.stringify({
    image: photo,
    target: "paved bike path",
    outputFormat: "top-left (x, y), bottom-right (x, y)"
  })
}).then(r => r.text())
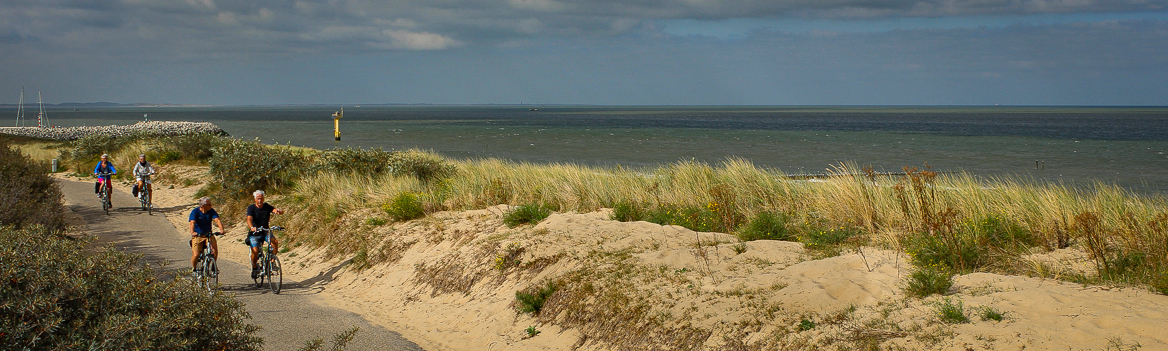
top-left (57, 178), bottom-right (425, 351)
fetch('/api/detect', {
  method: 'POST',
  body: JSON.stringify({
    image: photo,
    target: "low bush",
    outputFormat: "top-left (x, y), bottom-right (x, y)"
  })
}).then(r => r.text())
top-left (0, 142), bottom-right (65, 231)
top-left (979, 306), bottom-right (1005, 322)
top-left (904, 265), bottom-right (954, 298)
top-left (935, 297), bottom-right (969, 324)
top-left (313, 147), bottom-right (396, 176)
top-left (159, 133), bottom-right (222, 162)
top-left (209, 138), bottom-right (308, 198)
top-left (69, 133), bottom-right (145, 162)
top-left (643, 204), bottom-right (719, 232)
top-left (504, 203), bottom-right (555, 227)
top-left (516, 281), bottom-right (558, 314)
top-left (383, 192), bottom-right (425, 221)
top-left (0, 226), bottom-right (262, 350)
top-left (738, 212), bottom-right (795, 242)
top-left (611, 200), bottom-right (643, 222)
top-left (387, 150), bottom-right (456, 183)
top-left (904, 230), bottom-right (985, 273)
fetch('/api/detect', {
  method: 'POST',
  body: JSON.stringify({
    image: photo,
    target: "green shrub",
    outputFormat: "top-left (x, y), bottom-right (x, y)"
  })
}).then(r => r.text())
top-left (611, 200), bottom-right (643, 222)
top-left (643, 204), bottom-right (718, 232)
top-left (0, 142), bottom-right (65, 231)
top-left (799, 223), bottom-right (863, 257)
top-left (504, 203), bottom-right (555, 227)
top-left (298, 327), bottom-right (360, 351)
top-left (904, 231), bottom-right (985, 273)
top-left (209, 138), bottom-right (307, 198)
top-left (69, 133), bottom-right (144, 161)
top-left (973, 215), bottom-right (1039, 251)
top-left (904, 265), bottom-right (954, 298)
top-left (979, 306), bottom-right (1005, 321)
top-left (387, 151), bottom-right (456, 183)
top-left (516, 281), bottom-right (558, 314)
top-left (737, 212), bottom-right (795, 242)
top-left (383, 193), bottom-right (425, 221)
top-left (155, 150), bottom-right (183, 164)
top-left (935, 297), bottom-right (969, 324)
top-left (312, 147), bottom-right (396, 176)
top-left (0, 226), bottom-right (262, 350)
top-left (160, 133), bottom-right (221, 162)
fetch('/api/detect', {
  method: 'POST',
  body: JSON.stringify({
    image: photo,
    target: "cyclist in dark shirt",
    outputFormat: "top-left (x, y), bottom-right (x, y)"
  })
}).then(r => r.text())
top-left (246, 190), bottom-right (285, 279)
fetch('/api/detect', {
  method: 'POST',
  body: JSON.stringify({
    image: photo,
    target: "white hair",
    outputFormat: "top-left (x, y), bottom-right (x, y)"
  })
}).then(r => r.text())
top-left (253, 190), bottom-right (266, 198)
top-left (197, 196), bottom-right (211, 206)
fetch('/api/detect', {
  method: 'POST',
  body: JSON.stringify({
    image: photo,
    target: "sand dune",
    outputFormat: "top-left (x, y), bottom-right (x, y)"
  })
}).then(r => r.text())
top-left (132, 165), bottom-right (1168, 350)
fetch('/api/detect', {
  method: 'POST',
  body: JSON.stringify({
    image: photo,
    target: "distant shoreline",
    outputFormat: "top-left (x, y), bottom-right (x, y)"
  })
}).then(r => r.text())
top-left (0, 121), bottom-right (228, 141)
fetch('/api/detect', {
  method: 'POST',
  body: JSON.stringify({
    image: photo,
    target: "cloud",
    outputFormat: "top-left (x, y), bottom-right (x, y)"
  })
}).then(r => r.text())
top-left (2, 0), bottom-right (1166, 60)
top-left (377, 30), bottom-right (462, 50)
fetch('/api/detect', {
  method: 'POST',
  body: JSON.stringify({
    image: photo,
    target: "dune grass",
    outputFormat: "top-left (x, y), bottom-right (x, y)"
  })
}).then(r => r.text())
top-left (270, 150), bottom-right (1168, 293)
top-left (16, 133), bottom-right (1168, 292)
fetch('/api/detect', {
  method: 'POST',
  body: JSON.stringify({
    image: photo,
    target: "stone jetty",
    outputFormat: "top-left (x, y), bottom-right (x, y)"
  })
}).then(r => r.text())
top-left (0, 121), bottom-right (228, 141)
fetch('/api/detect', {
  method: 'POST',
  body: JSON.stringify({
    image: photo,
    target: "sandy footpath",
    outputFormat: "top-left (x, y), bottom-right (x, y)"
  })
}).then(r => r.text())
top-left (65, 164), bottom-right (1168, 350)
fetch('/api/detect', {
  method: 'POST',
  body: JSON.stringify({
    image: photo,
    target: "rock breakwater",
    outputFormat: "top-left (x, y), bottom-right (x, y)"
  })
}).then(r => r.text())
top-left (0, 121), bottom-right (228, 141)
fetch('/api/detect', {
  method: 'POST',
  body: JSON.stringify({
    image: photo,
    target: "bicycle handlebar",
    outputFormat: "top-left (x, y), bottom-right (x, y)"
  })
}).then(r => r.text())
top-left (195, 231), bottom-right (223, 237)
top-left (254, 226), bottom-right (285, 231)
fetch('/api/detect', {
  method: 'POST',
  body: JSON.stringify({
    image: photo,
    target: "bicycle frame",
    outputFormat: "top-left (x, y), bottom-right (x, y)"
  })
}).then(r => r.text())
top-left (96, 172), bottom-right (114, 215)
top-left (194, 232), bottom-right (220, 292)
top-left (253, 226), bottom-right (283, 293)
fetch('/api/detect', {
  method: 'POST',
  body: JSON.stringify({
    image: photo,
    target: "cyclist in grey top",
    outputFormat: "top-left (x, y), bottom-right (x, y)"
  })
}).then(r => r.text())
top-left (133, 154), bottom-right (156, 204)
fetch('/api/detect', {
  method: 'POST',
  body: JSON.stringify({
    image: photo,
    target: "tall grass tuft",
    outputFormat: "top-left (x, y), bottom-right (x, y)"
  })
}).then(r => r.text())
top-left (384, 192), bottom-right (425, 221)
top-left (504, 203), bottom-right (555, 227)
top-left (516, 281), bottom-right (559, 314)
top-left (737, 212), bottom-right (795, 242)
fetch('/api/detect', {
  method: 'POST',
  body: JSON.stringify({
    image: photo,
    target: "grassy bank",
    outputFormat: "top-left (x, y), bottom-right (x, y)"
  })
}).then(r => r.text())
top-left (19, 132), bottom-right (1168, 349)
top-left (21, 132), bottom-right (1168, 291)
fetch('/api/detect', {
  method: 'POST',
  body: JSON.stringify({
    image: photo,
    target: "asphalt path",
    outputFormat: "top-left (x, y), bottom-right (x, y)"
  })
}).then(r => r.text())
top-left (58, 178), bottom-right (425, 351)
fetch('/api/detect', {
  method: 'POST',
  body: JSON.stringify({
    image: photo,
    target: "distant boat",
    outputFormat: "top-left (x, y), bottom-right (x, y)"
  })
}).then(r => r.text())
top-left (529, 108), bottom-right (538, 111)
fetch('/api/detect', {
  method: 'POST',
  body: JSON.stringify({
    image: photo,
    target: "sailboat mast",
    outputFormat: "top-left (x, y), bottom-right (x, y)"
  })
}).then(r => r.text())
top-left (15, 87), bottom-right (24, 127)
top-left (37, 91), bottom-right (47, 128)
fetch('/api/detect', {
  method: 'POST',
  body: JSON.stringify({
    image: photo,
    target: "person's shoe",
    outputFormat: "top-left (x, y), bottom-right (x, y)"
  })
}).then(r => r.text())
top-left (251, 268), bottom-right (260, 279)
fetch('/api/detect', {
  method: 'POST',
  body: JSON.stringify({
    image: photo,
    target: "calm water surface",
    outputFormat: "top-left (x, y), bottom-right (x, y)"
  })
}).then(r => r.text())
top-left (33, 105), bottom-right (1168, 195)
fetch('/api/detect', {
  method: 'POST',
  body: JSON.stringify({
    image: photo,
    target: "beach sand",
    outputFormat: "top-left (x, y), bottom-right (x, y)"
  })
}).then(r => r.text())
top-left (77, 165), bottom-right (1168, 350)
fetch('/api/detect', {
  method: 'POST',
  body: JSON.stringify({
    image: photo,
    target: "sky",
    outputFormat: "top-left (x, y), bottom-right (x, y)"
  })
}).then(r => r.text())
top-left (1, 0), bottom-right (1167, 106)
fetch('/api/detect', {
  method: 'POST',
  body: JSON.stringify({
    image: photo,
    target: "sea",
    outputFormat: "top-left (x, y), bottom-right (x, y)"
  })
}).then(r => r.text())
top-left (27, 105), bottom-right (1168, 196)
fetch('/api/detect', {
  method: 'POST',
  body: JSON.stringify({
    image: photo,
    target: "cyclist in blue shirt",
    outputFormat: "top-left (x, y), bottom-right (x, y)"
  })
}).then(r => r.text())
top-left (93, 154), bottom-right (117, 206)
top-left (189, 196), bottom-right (225, 273)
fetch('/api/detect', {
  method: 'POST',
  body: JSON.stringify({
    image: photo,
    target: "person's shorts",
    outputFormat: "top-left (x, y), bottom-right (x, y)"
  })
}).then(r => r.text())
top-left (246, 234), bottom-right (268, 248)
top-left (191, 235), bottom-right (217, 255)
top-left (135, 177), bottom-right (152, 184)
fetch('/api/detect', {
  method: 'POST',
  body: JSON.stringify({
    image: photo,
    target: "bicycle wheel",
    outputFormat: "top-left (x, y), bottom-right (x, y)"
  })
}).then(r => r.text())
top-left (268, 255), bottom-right (282, 294)
top-left (204, 256), bottom-right (218, 291)
top-left (102, 189), bottom-right (110, 215)
top-left (145, 188), bottom-right (152, 215)
top-left (194, 255), bottom-right (207, 289)
top-left (254, 252), bottom-right (266, 288)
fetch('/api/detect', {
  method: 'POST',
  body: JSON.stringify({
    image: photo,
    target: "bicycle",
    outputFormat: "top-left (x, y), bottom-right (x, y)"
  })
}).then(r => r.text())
top-left (253, 226), bottom-right (284, 294)
top-left (136, 174), bottom-right (153, 215)
top-left (193, 231), bottom-right (222, 293)
top-left (95, 171), bottom-right (114, 215)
